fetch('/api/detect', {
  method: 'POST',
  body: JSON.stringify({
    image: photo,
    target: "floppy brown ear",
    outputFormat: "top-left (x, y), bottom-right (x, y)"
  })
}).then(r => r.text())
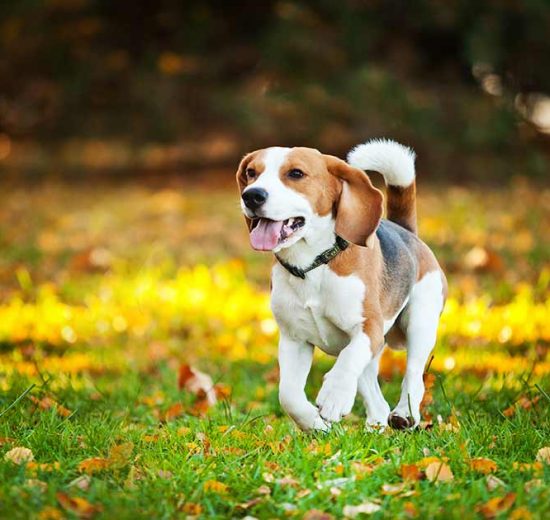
top-left (235, 152), bottom-right (255, 231)
top-left (324, 155), bottom-right (383, 247)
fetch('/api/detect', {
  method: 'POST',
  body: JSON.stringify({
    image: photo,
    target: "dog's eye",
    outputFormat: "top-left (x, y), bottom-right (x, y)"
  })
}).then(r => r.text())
top-left (246, 168), bottom-right (256, 179)
top-left (287, 169), bottom-right (304, 179)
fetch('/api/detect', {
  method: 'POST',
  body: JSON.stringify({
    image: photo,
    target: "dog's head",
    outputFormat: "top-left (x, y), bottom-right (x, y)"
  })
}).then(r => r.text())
top-left (236, 147), bottom-right (383, 251)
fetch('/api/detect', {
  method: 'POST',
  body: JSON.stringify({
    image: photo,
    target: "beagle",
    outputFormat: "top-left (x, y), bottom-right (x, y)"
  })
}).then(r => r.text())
top-left (236, 140), bottom-right (447, 431)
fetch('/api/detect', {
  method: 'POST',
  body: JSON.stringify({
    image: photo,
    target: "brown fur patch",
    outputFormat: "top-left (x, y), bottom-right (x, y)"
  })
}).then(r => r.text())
top-left (387, 184), bottom-right (417, 234)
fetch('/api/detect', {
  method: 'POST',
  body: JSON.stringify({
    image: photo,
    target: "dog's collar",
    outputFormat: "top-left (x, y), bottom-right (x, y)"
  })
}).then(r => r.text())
top-left (275, 235), bottom-right (350, 279)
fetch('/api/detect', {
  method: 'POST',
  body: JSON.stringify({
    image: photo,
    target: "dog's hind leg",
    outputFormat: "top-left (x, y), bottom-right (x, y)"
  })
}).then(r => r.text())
top-left (389, 271), bottom-right (445, 429)
top-left (357, 350), bottom-right (390, 429)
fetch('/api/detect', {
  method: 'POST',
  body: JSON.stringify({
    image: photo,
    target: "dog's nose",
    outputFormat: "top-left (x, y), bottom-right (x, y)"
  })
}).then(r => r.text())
top-left (242, 188), bottom-right (268, 210)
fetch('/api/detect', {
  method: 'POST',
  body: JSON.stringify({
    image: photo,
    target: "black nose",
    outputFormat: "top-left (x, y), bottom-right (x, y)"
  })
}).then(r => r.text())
top-left (242, 188), bottom-right (268, 210)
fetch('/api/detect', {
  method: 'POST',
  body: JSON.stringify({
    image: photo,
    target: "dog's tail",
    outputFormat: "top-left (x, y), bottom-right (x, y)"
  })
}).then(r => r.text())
top-left (347, 139), bottom-right (417, 235)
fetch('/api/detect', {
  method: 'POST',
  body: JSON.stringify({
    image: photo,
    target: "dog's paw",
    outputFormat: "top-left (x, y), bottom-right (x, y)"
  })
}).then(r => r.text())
top-left (388, 412), bottom-right (418, 430)
top-left (316, 371), bottom-right (357, 423)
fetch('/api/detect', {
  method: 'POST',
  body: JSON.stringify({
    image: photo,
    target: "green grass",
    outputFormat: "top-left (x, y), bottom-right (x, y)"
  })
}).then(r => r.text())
top-left (0, 359), bottom-right (549, 519)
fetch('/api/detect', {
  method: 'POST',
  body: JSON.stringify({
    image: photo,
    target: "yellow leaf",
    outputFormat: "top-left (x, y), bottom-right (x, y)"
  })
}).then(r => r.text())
top-left (400, 463), bottom-right (423, 481)
top-left (108, 442), bottom-right (134, 467)
top-left (78, 457), bottom-right (110, 474)
top-left (510, 507), bottom-right (532, 520)
top-left (203, 479), bottom-right (228, 494)
top-left (38, 506), bottom-right (65, 520)
top-left (181, 503), bottom-right (202, 515)
top-left (476, 493), bottom-right (516, 519)
top-left (56, 492), bottom-right (103, 518)
top-left (470, 457), bottom-right (498, 474)
top-left (425, 462), bottom-right (454, 482)
top-left (4, 447), bottom-right (34, 464)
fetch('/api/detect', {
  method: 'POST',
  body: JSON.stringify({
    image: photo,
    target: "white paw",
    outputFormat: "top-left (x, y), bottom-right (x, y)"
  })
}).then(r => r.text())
top-left (316, 371), bottom-right (357, 423)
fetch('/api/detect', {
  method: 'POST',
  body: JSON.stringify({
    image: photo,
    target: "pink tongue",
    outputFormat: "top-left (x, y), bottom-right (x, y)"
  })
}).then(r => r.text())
top-left (250, 219), bottom-right (284, 251)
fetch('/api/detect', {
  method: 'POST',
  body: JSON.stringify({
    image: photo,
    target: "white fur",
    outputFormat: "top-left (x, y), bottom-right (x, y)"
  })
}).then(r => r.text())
top-left (347, 139), bottom-right (416, 187)
top-left (273, 264), bottom-right (369, 427)
top-left (390, 270), bottom-right (445, 426)
top-left (241, 146), bottom-right (318, 251)
top-left (358, 349), bottom-right (391, 428)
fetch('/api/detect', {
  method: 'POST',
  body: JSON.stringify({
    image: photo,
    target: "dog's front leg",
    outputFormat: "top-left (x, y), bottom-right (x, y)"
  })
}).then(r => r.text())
top-left (316, 328), bottom-right (378, 423)
top-left (278, 333), bottom-right (329, 431)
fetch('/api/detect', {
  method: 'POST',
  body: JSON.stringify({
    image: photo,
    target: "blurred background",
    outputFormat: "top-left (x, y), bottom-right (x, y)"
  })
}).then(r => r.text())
top-left (1, 0), bottom-right (550, 181)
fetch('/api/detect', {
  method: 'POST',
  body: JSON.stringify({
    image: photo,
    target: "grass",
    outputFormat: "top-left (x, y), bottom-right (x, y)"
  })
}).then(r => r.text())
top-left (0, 177), bottom-right (549, 519)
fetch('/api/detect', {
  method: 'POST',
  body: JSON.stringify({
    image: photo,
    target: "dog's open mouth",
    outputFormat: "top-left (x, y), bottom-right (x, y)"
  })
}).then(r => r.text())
top-left (249, 217), bottom-right (305, 251)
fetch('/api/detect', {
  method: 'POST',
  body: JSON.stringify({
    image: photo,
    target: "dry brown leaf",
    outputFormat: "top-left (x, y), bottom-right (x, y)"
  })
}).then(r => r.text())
top-left (181, 503), bottom-right (203, 515)
top-left (425, 462), bottom-right (454, 482)
top-left (343, 502), bottom-right (381, 517)
top-left (162, 402), bottom-right (184, 421)
top-left (178, 364), bottom-right (217, 406)
top-left (56, 492), bottom-right (103, 519)
top-left (476, 493), bottom-right (516, 519)
top-left (277, 476), bottom-right (299, 487)
top-left (400, 463), bottom-right (423, 481)
top-left (78, 457), bottom-right (110, 474)
top-left (303, 510), bottom-right (334, 520)
top-left (535, 446), bottom-right (550, 464)
top-left (0, 437), bottom-right (16, 446)
top-left (4, 447), bottom-right (34, 464)
top-left (470, 457), bottom-right (498, 474)
top-left (29, 396), bottom-right (72, 418)
top-left (236, 497), bottom-right (263, 510)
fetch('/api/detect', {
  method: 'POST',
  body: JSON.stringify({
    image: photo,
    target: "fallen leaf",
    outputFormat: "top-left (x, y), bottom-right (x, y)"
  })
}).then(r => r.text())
top-left (343, 502), bottom-right (381, 517)
top-left (276, 476), bottom-right (299, 487)
top-left (181, 503), bottom-right (203, 515)
top-left (510, 507), bottom-right (532, 520)
top-left (470, 457), bottom-right (498, 474)
top-left (0, 437), bottom-right (16, 446)
top-left (157, 469), bottom-right (173, 479)
top-left (381, 482), bottom-right (406, 495)
top-left (162, 402), bottom-right (184, 421)
top-left (476, 493), bottom-right (516, 519)
top-left (303, 510), bottom-right (334, 520)
top-left (78, 457), bottom-right (110, 474)
top-left (403, 501), bottom-right (418, 517)
top-left (38, 506), bottom-right (65, 520)
top-left (425, 462), bottom-right (454, 482)
top-left (535, 446), bottom-right (550, 464)
top-left (400, 463), bottom-right (423, 481)
top-left (29, 396), bottom-right (72, 418)
top-left (236, 498), bottom-right (263, 510)
top-left (486, 474), bottom-right (505, 491)
top-left (56, 492), bottom-right (103, 519)
top-left (69, 475), bottom-right (92, 491)
top-left (178, 364), bottom-right (217, 406)
top-left (4, 447), bottom-right (34, 464)
top-left (257, 485), bottom-right (271, 495)
top-left (203, 479), bottom-right (228, 494)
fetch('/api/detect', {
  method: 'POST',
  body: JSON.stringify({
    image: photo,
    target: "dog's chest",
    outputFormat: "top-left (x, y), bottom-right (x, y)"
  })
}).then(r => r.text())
top-left (271, 265), bottom-right (365, 355)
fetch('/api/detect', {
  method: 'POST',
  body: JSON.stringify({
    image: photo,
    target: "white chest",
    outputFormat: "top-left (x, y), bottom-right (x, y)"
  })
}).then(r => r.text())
top-left (270, 264), bottom-right (366, 355)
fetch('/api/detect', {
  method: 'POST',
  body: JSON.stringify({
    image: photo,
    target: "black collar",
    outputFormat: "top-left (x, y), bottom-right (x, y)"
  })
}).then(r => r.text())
top-left (275, 235), bottom-right (350, 279)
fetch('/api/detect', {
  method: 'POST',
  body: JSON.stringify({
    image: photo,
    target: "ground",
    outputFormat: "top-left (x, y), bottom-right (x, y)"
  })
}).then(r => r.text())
top-left (0, 177), bottom-right (549, 519)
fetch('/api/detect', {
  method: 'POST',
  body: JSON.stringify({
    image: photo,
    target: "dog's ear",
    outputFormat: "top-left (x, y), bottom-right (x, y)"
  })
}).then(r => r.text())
top-left (235, 152), bottom-right (256, 231)
top-left (324, 155), bottom-right (383, 247)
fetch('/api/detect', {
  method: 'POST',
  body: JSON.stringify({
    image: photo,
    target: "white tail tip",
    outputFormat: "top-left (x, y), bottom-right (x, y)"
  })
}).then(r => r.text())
top-left (347, 138), bottom-right (416, 187)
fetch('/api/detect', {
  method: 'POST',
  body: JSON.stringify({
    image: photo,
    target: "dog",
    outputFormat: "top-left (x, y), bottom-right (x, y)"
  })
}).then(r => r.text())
top-left (236, 139), bottom-right (447, 431)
